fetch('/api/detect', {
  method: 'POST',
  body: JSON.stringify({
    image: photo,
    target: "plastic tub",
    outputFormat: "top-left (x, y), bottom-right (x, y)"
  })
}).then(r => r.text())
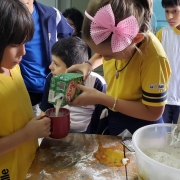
top-left (132, 124), bottom-right (180, 180)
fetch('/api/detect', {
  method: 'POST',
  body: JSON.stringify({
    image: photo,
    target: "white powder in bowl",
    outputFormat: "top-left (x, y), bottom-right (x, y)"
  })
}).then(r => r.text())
top-left (145, 147), bottom-right (180, 169)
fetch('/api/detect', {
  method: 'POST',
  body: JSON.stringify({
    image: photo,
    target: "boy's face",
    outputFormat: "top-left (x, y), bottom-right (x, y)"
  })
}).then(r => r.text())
top-left (165, 6), bottom-right (180, 28)
top-left (1, 43), bottom-right (25, 69)
top-left (49, 55), bottom-right (67, 76)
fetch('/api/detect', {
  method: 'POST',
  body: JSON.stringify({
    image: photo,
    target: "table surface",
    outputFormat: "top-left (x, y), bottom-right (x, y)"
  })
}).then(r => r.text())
top-left (26, 134), bottom-right (138, 180)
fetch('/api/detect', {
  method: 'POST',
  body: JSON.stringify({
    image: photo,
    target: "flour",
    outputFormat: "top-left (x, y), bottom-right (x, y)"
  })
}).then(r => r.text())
top-left (122, 158), bottom-right (130, 165)
top-left (145, 146), bottom-right (180, 169)
top-left (170, 125), bottom-right (180, 147)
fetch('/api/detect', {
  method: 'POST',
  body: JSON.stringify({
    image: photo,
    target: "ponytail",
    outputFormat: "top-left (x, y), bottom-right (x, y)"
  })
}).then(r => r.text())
top-left (134, 0), bottom-right (153, 33)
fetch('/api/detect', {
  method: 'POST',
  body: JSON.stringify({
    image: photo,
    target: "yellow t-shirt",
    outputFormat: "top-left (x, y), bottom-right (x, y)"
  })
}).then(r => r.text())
top-left (0, 65), bottom-right (38, 180)
top-left (103, 32), bottom-right (171, 107)
top-left (156, 27), bottom-right (180, 42)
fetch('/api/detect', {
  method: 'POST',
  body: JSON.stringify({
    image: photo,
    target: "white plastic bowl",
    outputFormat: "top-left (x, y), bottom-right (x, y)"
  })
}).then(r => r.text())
top-left (132, 124), bottom-right (180, 180)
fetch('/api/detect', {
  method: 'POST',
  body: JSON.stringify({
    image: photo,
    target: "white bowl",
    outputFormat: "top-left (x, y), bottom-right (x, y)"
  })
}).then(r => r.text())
top-left (132, 124), bottom-right (180, 180)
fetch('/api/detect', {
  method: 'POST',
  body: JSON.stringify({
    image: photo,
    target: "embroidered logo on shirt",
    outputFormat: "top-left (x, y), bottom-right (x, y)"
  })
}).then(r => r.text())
top-left (0, 169), bottom-right (10, 180)
top-left (149, 83), bottom-right (164, 90)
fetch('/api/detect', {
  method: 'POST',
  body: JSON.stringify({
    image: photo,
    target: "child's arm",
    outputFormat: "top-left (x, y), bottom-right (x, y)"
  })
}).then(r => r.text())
top-left (66, 53), bottom-right (103, 80)
top-left (69, 85), bottom-right (164, 121)
top-left (89, 53), bottom-right (103, 70)
top-left (99, 93), bottom-right (164, 121)
top-left (0, 116), bottom-right (51, 156)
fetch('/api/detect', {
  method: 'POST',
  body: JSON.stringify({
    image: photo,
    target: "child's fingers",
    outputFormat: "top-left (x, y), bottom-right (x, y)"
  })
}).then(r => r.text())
top-left (66, 64), bottom-right (80, 73)
top-left (36, 117), bottom-right (51, 126)
top-left (34, 115), bottom-right (42, 120)
top-left (68, 96), bottom-right (81, 106)
top-left (83, 73), bottom-right (89, 81)
top-left (42, 117), bottom-right (51, 125)
top-left (75, 84), bottom-right (85, 91)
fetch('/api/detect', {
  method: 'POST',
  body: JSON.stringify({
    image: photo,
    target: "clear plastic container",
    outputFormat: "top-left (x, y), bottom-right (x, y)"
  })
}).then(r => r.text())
top-left (132, 124), bottom-right (180, 180)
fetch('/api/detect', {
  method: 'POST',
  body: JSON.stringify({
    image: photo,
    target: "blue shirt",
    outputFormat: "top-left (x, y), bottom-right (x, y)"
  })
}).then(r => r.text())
top-left (20, 5), bottom-right (48, 93)
top-left (19, 1), bottom-right (73, 93)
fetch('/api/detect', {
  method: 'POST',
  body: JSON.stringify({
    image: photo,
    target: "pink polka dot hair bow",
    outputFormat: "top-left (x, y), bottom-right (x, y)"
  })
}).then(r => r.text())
top-left (85, 4), bottom-right (139, 52)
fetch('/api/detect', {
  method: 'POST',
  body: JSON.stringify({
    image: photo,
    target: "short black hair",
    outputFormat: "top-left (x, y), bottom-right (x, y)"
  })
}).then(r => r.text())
top-left (162, 0), bottom-right (180, 8)
top-left (0, 0), bottom-right (34, 63)
top-left (62, 8), bottom-right (84, 33)
top-left (51, 36), bottom-right (88, 68)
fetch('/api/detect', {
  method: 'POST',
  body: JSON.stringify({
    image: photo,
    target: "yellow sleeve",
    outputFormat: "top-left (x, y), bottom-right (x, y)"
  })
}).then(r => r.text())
top-left (156, 28), bottom-right (163, 42)
top-left (141, 56), bottom-right (171, 106)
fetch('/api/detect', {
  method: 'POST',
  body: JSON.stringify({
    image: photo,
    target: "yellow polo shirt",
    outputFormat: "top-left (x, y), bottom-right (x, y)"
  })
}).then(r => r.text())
top-left (0, 65), bottom-right (38, 180)
top-left (103, 32), bottom-right (171, 107)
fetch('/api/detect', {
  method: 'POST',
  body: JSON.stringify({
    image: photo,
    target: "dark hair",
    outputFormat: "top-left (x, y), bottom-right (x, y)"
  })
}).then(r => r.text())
top-left (0, 0), bottom-right (34, 63)
top-left (51, 36), bottom-right (88, 68)
top-left (162, 0), bottom-right (180, 8)
top-left (62, 8), bottom-right (84, 33)
top-left (83, 0), bottom-right (152, 42)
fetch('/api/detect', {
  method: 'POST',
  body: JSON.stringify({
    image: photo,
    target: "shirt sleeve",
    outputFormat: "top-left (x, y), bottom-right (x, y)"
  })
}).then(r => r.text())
top-left (57, 12), bottom-right (74, 39)
top-left (94, 78), bottom-right (106, 93)
top-left (156, 28), bottom-right (163, 42)
top-left (40, 73), bottom-right (54, 112)
top-left (141, 56), bottom-right (171, 106)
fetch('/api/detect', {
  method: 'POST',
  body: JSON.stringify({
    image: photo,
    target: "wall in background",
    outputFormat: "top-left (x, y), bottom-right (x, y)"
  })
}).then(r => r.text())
top-left (152, 0), bottom-right (168, 33)
top-left (37, 0), bottom-right (89, 14)
top-left (58, 0), bottom-right (71, 12)
top-left (37, 0), bottom-right (58, 7)
top-left (71, 0), bottom-right (89, 13)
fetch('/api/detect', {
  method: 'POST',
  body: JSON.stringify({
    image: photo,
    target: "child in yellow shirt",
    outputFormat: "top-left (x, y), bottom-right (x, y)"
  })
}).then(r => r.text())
top-left (67, 0), bottom-right (171, 135)
top-left (0, 0), bottom-right (51, 179)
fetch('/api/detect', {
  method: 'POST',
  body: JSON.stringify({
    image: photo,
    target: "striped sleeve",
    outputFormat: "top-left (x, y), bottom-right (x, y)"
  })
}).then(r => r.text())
top-left (141, 56), bottom-right (171, 107)
top-left (142, 90), bottom-right (167, 104)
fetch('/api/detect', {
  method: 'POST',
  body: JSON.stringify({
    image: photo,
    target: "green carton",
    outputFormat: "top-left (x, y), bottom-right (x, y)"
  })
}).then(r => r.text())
top-left (48, 73), bottom-right (84, 107)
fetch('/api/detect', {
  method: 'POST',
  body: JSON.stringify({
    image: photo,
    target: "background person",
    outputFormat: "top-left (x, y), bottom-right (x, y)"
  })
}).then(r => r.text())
top-left (40, 36), bottom-right (106, 132)
top-left (0, 0), bottom-right (51, 179)
top-left (156, 0), bottom-right (180, 124)
top-left (20, 0), bottom-right (73, 116)
top-left (67, 0), bottom-right (171, 135)
top-left (63, 7), bottom-right (92, 58)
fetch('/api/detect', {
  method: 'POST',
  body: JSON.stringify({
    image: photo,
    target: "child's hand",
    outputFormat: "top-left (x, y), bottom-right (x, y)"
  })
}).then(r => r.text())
top-left (66, 63), bottom-right (92, 80)
top-left (23, 116), bottom-right (51, 141)
top-left (69, 84), bottom-right (102, 106)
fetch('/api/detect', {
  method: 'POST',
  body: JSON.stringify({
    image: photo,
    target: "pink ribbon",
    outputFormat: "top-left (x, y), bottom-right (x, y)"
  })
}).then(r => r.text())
top-left (85, 4), bottom-right (139, 52)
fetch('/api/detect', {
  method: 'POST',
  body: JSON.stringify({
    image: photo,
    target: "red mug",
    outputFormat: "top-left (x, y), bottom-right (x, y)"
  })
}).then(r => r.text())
top-left (45, 108), bottom-right (70, 139)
